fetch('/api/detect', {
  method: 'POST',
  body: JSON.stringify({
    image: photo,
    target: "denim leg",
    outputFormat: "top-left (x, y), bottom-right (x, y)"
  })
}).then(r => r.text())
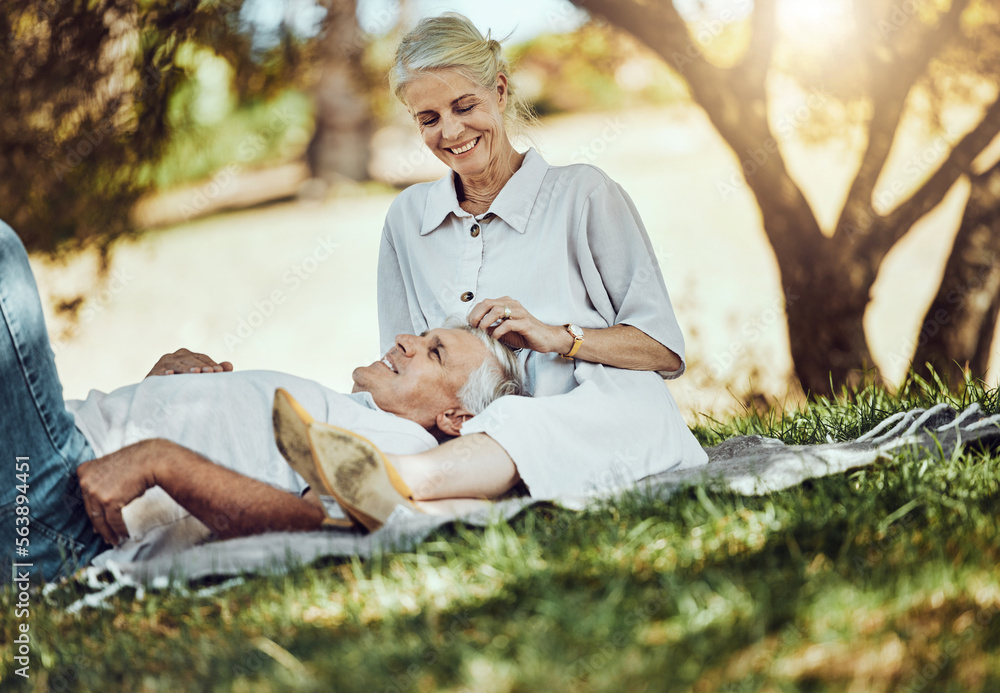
top-left (0, 221), bottom-right (105, 583)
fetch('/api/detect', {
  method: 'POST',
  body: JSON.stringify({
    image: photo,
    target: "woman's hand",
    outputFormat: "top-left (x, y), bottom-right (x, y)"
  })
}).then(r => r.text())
top-left (145, 348), bottom-right (233, 378)
top-left (468, 297), bottom-right (572, 354)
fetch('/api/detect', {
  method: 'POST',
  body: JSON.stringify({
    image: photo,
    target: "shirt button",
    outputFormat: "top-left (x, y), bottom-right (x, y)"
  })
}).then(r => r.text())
top-left (470, 224), bottom-right (480, 238)
top-left (460, 291), bottom-right (474, 302)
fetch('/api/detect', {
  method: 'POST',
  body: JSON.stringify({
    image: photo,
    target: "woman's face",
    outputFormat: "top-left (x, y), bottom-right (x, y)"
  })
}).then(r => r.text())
top-left (403, 69), bottom-right (509, 180)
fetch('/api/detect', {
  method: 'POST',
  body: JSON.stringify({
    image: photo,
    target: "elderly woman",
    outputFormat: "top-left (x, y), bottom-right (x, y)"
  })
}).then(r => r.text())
top-left (153, 13), bottom-right (707, 528)
top-left (357, 13), bottom-right (708, 514)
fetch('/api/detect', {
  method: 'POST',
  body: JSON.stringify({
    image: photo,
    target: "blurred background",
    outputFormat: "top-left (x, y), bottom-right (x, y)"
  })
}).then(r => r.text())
top-left (5, 0), bottom-right (1000, 423)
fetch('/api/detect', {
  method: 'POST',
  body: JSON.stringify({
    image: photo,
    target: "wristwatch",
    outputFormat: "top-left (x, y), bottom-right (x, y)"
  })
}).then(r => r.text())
top-left (560, 323), bottom-right (584, 359)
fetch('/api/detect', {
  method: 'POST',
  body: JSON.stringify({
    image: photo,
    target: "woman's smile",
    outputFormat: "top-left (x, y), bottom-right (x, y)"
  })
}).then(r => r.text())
top-left (446, 137), bottom-right (480, 155)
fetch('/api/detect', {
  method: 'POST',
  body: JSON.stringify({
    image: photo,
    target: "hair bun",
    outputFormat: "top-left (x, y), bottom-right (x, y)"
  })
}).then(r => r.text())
top-left (487, 38), bottom-right (501, 54)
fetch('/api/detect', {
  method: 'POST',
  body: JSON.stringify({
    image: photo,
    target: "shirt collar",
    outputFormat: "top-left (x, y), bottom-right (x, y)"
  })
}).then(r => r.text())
top-left (419, 148), bottom-right (549, 235)
top-left (347, 391), bottom-right (380, 411)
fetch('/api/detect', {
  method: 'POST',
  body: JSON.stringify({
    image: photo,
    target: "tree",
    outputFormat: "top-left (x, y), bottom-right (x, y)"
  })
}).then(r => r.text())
top-left (305, 0), bottom-right (374, 186)
top-left (912, 157), bottom-right (1000, 381)
top-left (0, 0), bottom-right (312, 255)
top-left (569, 0), bottom-right (1000, 394)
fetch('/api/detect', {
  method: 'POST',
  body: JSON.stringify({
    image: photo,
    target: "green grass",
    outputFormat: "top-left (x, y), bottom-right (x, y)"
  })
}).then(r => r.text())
top-left (2, 375), bottom-right (999, 691)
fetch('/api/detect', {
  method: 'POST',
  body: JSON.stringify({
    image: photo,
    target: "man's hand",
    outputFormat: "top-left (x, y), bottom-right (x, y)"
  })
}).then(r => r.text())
top-left (146, 348), bottom-right (233, 378)
top-left (77, 439), bottom-right (163, 546)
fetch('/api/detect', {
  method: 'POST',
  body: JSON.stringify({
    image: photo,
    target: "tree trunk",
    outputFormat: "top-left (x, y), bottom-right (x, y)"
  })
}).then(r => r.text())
top-left (759, 202), bottom-right (876, 394)
top-left (306, 0), bottom-right (372, 185)
top-left (691, 71), bottom-right (879, 394)
top-left (912, 161), bottom-right (1000, 384)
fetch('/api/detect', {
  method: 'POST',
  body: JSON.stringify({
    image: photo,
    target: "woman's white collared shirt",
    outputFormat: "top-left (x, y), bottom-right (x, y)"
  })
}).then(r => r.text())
top-left (377, 148), bottom-right (707, 497)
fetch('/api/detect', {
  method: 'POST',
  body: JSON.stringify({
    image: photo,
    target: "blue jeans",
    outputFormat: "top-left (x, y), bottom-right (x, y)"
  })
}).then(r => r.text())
top-left (0, 222), bottom-right (104, 584)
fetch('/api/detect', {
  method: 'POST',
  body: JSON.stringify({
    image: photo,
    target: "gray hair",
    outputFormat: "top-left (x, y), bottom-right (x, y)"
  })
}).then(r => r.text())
top-left (389, 12), bottom-right (537, 139)
top-left (441, 316), bottom-right (526, 414)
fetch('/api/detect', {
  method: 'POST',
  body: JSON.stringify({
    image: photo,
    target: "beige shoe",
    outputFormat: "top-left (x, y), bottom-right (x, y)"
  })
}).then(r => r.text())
top-left (272, 388), bottom-right (353, 529)
top-left (272, 388), bottom-right (422, 532)
top-left (304, 421), bottom-right (423, 532)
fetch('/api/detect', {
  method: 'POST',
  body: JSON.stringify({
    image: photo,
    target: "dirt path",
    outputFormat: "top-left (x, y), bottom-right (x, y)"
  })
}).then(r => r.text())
top-left (31, 105), bottom-right (983, 423)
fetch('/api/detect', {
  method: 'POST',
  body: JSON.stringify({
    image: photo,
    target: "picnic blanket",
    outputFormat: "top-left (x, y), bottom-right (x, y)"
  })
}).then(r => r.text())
top-left (75, 403), bottom-right (1000, 599)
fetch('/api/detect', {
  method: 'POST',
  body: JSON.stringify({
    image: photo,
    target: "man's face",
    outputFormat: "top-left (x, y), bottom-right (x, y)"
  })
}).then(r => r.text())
top-left (352, 328), bottom-right (487, 429)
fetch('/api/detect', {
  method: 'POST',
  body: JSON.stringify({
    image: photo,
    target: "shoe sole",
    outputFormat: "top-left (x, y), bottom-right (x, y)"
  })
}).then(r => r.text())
top-left (305, 423), bottom-right (418, 532)
top-left (272, 388), bottom-right (353, 529)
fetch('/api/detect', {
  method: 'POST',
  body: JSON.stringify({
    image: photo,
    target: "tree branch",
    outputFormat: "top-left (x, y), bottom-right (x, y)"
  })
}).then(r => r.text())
top-left (876, 95), bottom-right (1000, 254)
top-left (880, 0), bottom-right (971, 64)
top-left (738, 0), bottom-right (777, 82)
top-left (571, 0), bottom-right (825, 260)
top-left (836, 0), bottom-right (971, 240)
top-left (571, 0), bottom-right (717, 85)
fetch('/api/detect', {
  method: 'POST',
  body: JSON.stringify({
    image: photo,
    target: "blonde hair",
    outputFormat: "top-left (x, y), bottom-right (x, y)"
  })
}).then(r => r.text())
top-left (389, 13), bottom-right (536, 139)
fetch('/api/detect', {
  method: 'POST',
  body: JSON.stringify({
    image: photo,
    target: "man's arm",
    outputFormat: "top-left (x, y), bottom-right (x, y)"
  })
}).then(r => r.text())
top-left (77, 438), bottom-right (324, 546)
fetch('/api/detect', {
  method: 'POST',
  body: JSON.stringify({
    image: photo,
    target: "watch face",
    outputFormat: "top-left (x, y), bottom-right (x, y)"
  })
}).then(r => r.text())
top-left (567, 324), bottom-right (584, 339)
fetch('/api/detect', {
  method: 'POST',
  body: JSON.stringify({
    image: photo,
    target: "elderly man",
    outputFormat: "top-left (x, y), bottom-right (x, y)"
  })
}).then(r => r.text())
top-left (0, 222), bottom-right (521, 583)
